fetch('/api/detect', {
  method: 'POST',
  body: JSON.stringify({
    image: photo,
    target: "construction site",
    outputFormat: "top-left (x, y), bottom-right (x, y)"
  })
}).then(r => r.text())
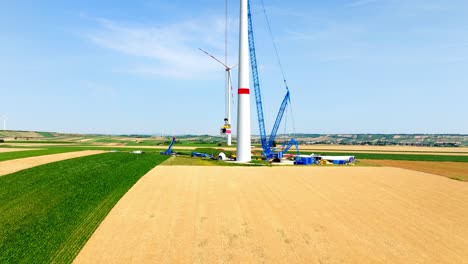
top-left (1, 0), bottom-right (468, 263)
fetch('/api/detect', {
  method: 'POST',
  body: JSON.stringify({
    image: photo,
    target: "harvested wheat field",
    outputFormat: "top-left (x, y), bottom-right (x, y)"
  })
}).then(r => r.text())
top-left (0, 150), bottom-right (107, 176)
top-left (75, 166), bottom-right (468, 264)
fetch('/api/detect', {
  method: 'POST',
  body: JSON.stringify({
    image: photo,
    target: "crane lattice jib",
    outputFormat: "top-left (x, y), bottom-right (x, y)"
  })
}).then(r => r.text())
top-left (282, 137), bottom-right (300, 157)
top-left (247, 0), bottom-right (270, 158)
top-left (268, 89), bottom-right (290, 147)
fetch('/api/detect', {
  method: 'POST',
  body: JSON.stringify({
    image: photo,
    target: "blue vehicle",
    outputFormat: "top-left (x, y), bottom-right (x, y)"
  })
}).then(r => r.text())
top-left (191, 152), bottom-right (213, 159)
top-left (160, 137), bottom-right (176, 155)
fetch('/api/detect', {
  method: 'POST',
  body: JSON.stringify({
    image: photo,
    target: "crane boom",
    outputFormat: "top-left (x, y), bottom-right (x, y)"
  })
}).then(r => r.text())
top-left (282, 138), bottom-right (299, 156)
top-left (248, 0), bottom-right (298, 160)
top-left (268, 89), bottom-right (290, 147)
top-left (247, 0), bottom-right (270, 158)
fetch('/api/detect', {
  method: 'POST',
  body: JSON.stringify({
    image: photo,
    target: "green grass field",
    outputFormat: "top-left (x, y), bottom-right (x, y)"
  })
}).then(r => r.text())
top-left (36, 132), bottom-right (55, 138)
top-left (0, 148), bottom-right (86, 162)
top-left (0, 152), bottom-right (168, 263)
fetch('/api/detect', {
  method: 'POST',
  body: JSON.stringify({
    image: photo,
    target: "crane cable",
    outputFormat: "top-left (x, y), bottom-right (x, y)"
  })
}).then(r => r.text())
top-left (225, 0), bottom-right (235, 105)
top-left (225, 0), bottom-right (228, 66)
top-left (260, 0), bottom-right (297, 136)
top-left (289, 101), bottom-right (297, 138)
top-left (283, 107), bottom-right (288, 142)
top-left (260, 0), bottom-right (287, 90)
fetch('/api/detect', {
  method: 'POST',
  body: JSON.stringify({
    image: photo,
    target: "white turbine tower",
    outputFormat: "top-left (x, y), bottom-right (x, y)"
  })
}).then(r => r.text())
top-left (236, 0), bottom-right (251, 162)
top-left (2, 114), bottom-right (7, 130)
top-left (199, 48), bottom-right (237, 146)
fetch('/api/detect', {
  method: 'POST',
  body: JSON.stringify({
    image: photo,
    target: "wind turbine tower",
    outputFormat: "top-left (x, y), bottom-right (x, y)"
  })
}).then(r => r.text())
top-left (236, 0), bottom-right (251, 162)
top-left (2, 115), bottom-right (7, 130)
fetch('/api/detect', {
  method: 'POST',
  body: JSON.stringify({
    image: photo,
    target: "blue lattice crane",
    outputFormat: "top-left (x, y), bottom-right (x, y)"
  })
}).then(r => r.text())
top-left (247, 0), bottom-right (299, 160)
top-left (160, 137), bottom-right (176, 155)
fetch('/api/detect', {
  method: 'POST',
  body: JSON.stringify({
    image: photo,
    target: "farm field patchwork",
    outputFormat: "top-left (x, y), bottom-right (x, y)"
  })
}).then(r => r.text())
top-left (75, 166), bottom-right (468, 264)
top-left (297, 144), bottom-right (468, 153)
top-left (0, 147), bottom-right (38, 153)
top-left (0, 145), bottom-right (160, 160)
top-left (300, 151), bottom-right (468, 162)
top-left (298, 149), bottom-right (468, 156)
top-left (2, 143), bottom-right (468, 164)
top-left (0, 152), bottom-right (169, 263)
top-left (0, 147), bottom-right (88, 162)
top-left (363, 159), bottom-right (468, 181)
top-left (0, 150), bottom-right (106, 176)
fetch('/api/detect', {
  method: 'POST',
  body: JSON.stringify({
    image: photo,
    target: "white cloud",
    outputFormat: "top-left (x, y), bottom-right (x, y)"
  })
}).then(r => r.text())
top-left (85, 17), bottom-right (238, 79)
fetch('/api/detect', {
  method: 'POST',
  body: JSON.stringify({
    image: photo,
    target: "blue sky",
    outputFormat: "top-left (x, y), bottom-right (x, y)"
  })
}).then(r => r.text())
top-left (1, 0), bottom-right (467, 135)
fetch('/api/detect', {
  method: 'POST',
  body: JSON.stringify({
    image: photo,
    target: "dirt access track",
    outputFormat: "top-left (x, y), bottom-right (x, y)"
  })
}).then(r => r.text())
top-left (75, 166), bottom-right (468, 264)
top-left (0, 150), bottom-right (107, 176)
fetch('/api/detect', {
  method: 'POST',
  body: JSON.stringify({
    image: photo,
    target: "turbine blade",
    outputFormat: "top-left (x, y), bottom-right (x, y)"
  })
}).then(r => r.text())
top-left (198, 48), bottom-right (230, 69)
top-left (228, 72), bottom-right (234, 104)
top-left (228, 71), bottom-right (233, 91)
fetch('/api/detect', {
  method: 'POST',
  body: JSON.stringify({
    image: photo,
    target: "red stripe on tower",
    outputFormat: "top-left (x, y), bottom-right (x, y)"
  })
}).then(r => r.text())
top-left (238, 88), bottom-right (250, 94)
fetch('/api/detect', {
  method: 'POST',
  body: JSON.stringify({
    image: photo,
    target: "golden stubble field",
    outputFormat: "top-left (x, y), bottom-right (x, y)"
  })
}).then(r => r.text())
top-left (75, 166), bottom-right (468, 264)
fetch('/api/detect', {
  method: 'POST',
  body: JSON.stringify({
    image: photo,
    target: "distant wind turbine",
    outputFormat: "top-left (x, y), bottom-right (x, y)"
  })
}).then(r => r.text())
top-left (199, 48), bottom-right (237, 146)
top-left (1, 114), bottom-right (7, 130)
